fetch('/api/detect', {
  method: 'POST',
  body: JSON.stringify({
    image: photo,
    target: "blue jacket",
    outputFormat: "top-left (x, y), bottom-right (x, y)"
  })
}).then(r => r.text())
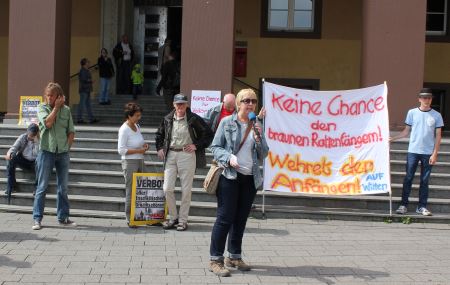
top-left (209, 113), bottom-right (269, 189)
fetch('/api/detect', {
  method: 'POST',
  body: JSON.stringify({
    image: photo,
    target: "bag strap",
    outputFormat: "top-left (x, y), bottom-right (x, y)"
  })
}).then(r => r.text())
top-left (237, 122), bottom-right (252, 152)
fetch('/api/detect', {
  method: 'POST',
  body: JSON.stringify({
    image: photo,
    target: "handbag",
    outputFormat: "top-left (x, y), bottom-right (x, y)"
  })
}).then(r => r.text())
top-left (203, 123), bottom-right (252, 195)
top-left (203, 160), bottom-right (223, 194)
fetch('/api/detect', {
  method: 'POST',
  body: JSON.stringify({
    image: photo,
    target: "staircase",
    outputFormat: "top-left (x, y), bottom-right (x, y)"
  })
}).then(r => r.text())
top-left (2, 123), bottom-right (450, 223)
top-left (72, 93), bottom-right (169, 127)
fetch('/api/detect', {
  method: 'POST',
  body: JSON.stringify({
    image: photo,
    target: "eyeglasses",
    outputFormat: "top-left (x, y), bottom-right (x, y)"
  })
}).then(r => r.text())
top-left (241, 98), bottom-right (258, 105)
top-left (419, 96), bottom-right (433, 100)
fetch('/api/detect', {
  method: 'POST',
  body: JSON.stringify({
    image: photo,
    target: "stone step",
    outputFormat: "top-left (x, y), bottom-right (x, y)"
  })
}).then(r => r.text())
top-left (75, 114), bottom-right (165, 127)
top-left (0, 137), bottom-right (158, 150)
top-left (390, 159), bottom-right (450, 173)
top-left (0, 166), bottom-right (208, 187)
top-left (0, 192), bottom-right (218, 216)
top-left (4, 161), bottom-right (450, 189)
top-left (390, 171), bottom-right (450, 185)
top-left (5, 177), bottom-right (450, 201)
top-left (2, 198), bottom-right (450, 224)
top-left (390, 139), bottom-right (450, 152)
top-left (0, 156), bottom-right (211, 175)
top-left (3, 177), bottom-right (450, 213)
top-left (390, 149), bottom-right (450, 161)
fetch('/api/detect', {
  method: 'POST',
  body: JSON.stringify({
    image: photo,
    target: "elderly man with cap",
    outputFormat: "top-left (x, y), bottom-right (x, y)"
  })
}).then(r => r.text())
top-left (390, 88), bottom-right (444, 216)
top-left (155, 94), bottom-right (213, 231)
top-left (5, 123), bottom-right (40, 197)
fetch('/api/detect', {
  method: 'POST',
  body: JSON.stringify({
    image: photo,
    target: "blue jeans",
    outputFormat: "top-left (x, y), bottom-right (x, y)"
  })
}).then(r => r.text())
top-left (401, 152), bottom-right (433, 209)
top-left (99, 77), bottom-right (111, 103)
top-left (210, 173), bottom-right (257, 261)
top-left (77, 92), bottom-right (94, 122)
top-left (6, 154), bottom-right (36, 194)
top-left (33, 151), bottom-right (70, 222)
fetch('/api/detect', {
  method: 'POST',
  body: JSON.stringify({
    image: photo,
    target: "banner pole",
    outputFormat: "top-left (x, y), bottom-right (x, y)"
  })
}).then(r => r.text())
top-left (261, 78), bottom-right (266, 220)
top-left (389, 191), bottom-right (393, 217)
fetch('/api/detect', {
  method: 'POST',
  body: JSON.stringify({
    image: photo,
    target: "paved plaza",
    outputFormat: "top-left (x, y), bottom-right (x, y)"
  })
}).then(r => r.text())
top-left (1, 212), bottom-right (450, 284)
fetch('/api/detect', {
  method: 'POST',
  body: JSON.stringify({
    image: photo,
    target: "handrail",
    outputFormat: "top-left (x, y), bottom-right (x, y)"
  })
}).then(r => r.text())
top-left (233, 77), bottom-right (259, 92)
top-left (69, 64), bottom-right (99, 79)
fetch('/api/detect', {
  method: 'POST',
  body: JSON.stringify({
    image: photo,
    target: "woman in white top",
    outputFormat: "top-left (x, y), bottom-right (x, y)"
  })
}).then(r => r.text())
top-left (117, 102), bottom-right (149, 227)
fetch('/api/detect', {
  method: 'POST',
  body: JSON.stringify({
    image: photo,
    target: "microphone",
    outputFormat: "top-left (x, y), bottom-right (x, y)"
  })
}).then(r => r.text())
top-left (248, 112), bottom-right (261, 140)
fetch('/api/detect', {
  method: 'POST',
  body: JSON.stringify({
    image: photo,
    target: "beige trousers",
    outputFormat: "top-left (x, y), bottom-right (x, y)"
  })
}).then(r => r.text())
top-left (163, 151), bottom-right (196, 223)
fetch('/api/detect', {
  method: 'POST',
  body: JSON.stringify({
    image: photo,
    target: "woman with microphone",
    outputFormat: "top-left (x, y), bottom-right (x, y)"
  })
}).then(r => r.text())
top-left (208, 89), bottom-right (269, 277)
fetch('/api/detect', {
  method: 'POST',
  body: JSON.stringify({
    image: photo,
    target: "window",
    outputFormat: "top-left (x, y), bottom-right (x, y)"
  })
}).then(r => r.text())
top-left (426, 0), bottom-right (448, 35)
top-left (261, 0), bottom-right (322, 38)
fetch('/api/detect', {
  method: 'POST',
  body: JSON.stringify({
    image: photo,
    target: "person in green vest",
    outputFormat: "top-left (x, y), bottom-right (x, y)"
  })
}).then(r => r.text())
top-left (131, 64), bottom-right (144, 100)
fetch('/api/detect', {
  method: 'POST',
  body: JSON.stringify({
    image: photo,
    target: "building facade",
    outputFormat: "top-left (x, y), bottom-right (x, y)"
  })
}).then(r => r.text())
top-left (0, 0), bottom-right (449, 129)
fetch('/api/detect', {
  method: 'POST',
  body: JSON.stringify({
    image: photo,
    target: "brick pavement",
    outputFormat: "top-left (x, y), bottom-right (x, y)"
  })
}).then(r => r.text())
top-left (1, 212), bottom-right (450, 284)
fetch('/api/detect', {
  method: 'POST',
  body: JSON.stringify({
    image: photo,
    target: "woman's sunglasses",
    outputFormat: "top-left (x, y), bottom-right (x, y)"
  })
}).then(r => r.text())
top-left (241, 98), bottom-right (258, 105)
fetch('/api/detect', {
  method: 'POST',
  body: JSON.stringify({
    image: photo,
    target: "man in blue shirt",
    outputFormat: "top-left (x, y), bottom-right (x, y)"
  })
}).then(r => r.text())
top-left (390, 88), bottom-right (444, 216)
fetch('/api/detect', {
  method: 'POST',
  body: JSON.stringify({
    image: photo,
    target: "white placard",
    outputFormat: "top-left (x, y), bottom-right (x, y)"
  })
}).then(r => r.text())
top-left (263, 82), bottom-right (390, 196)
top-left (190, 90), bottom-right (221, 117)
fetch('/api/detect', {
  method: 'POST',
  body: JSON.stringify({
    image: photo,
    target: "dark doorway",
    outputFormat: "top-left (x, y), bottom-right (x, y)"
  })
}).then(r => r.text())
top-left (167, 7), bottom-right (182, 56)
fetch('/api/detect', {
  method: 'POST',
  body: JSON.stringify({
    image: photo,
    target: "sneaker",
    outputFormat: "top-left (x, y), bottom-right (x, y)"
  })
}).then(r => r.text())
top-left (89, 118), bottom-right (99, 124)
top-left (77, 120), bottom-right (86, 124)
top-left (224, 257), bottom-right (251, 271)
top-left (58, 218), bottom-right (77, 227)
top-left (396, 205), bottom-right (408, 214)
top-left (32, 221), bottom-right (42, 230)
top-left (162, 219), bottom-right (178, 230)
top-left (209, 260), bottom-right (231, 277)
top-left (176, 222), bottom-right (188, 231)
top-left (416, 207), bottom-right (432, 216)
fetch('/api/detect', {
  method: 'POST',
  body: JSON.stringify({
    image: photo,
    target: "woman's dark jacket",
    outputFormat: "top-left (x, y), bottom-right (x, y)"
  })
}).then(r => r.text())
top-left (155, 108), bottom-right (213, 168)
top-left (97, 56), bottom-right (115, 78)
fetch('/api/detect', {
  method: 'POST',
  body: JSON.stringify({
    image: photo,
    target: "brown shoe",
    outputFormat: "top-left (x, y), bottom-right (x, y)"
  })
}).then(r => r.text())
top-left (224, 257), bottom-right (251, 271)
top-left (209, 260), bottom-right (231, 277)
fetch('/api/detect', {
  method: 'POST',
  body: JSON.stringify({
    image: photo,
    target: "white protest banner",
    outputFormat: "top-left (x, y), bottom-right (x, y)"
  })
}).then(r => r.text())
top-left (130, 173), bottom-right (166, 226)
top-left (191, 90), bottom-right (221, 117)
top-left (18, 96), bottom-right (42, 126)
top-left (263, 82), bottom-right (390, 195)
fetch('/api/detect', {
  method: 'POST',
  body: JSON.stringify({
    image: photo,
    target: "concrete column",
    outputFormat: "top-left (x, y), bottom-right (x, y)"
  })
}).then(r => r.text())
top-left (181, 0), bottom-right (235, 99)
top-left (101, 0), bottom-right (119, 95)
top-left (7, 0), bottom-right (72, 118)
top-left (361, 0), bottom-right (427, 128)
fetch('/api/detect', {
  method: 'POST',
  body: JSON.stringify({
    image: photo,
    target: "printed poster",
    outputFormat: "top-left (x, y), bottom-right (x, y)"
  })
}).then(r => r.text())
top-left (18, 96), bottom-right (42, 126)
top-left (130, 173), bottom-right (167, 226)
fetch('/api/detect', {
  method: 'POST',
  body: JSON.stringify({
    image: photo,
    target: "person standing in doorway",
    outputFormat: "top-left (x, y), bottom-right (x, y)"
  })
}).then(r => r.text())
top-left (97, 48), bottom-right (115, 105)
top-left (390, 88), bottom-right (444, 216)
top-left (156, 50), bottom-right (180, 111)
top-left (32, 82), bottom-right (76, 230)
top-left (113, 34), bottom-right (134, 94)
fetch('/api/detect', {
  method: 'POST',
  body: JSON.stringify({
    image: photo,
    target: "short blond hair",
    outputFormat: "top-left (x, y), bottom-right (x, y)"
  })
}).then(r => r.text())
top-left (235, 88), bottom-right (257, 111)
top-left (44, 82), bottom-right (64, 101)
